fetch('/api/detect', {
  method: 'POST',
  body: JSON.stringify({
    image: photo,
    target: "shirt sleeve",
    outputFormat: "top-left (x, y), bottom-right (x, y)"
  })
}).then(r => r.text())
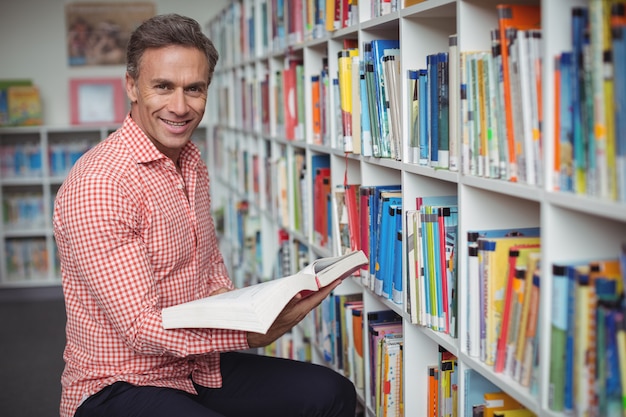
top-left (55, 171), bottom-right (250, 358)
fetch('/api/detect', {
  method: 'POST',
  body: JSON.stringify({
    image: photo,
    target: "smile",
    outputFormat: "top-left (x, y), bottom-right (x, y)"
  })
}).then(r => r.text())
top-left (162, 119), bottom-right (187, 127)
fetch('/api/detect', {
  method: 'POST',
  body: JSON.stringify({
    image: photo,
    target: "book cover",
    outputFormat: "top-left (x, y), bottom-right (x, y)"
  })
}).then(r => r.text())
top-left (358, 186), bottom-right (372, 284)
top-left (351, 55), bottom-right (362, 155)
top-left (337, 48), bottom-right (359, 152)
top-left (0, 79), bottom-right (33, 126)
top-left (392, 205), bottom-right (403, 305)
top-left (162, 250), bottom-right (368, 334)
top-left (311, 74), bottom-right (322, 144)
top-left (360, 62), bottom-right (374, 156)
top-left (7, 85), bottom-right (43, 126)
top-left (548, 262), bottom-right (572, 411)
top-left (428, 53), bottom-right (440, 167)
top-left (419, 68), bottom-right (430, 166)
top-left (449, 34), bottom-right (460, 171)
top-left (376, 197), bottom-right (401, 298)
top-left (408, 69), bottom-right (420, 164)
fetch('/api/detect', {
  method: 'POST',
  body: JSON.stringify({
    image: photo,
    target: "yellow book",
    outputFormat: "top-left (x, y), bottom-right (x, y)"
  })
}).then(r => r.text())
top-left (337, 48), bottom-right (359, 152)
top-left (7, 85), bottom-right (42, 126)
top-left (483, 391), bottom-right (523, 417)
top-left (493, 409), bottom-right (536, 417)
top-left (325, 0), bottom-right (336, 32)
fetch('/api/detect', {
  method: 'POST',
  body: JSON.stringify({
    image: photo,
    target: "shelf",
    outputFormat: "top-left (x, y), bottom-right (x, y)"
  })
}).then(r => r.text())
top-left (204, 1), bottom-right (626, 416)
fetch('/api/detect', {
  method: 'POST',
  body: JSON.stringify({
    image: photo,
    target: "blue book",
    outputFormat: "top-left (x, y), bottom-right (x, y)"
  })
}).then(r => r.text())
top-left (437, 52), bottom-right (450, 169)
top-left (428, 53), bottom-right (440, 167)
top-left (418, 69), bottom-right (429, 166)
top-left (559, 52), bottom-right (574, 192)
top-left (360, 66), bottom-right (373, 157)
top-left (366, 185), bottom-right (401, 291)
top-left (463, 368), bottom-right (500, 416)
top-left (376, 195), bottom-right (401, 297)
top-left (571, 7), bottom-right (589, 193)
top-left (392, 205), bottom-right (403, 305)
top-left (613, 19), bottom-right (626, 202)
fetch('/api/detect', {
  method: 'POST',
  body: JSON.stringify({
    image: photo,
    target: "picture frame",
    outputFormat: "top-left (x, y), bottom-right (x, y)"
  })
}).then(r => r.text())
top-left (69, 77), bottom-right (127, 125)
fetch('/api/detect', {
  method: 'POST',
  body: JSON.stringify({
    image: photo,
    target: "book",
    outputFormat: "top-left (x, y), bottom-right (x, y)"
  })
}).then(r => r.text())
top-left (0, 79), bottom-right (33, 126)
top-left (7, 85), bottom-right (43, 126)
top-left (493, 409), bottom-right (535, 417)
top-left (483, 391), bottom-right (523, 417)
top-left (162, 250), bottom-right (368, 334)
top-left (338, 48), bottom-right (359, 152)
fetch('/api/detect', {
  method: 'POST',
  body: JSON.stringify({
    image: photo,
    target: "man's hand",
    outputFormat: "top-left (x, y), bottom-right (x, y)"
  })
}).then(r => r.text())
top-left (246, 278), bottom-right (343, 348)
top-left (209, 287), bottom-right (231, 296)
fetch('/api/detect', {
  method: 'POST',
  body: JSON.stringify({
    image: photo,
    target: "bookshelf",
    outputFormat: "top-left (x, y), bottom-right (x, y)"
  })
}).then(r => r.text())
top-left (206, 1), bottom-right (626, 416)
top-left (0, 124), bottom-right (210, 288)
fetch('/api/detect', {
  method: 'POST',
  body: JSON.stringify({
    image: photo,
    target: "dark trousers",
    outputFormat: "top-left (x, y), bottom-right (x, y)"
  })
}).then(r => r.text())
top-left (74, 351), bottom-right (356, 417)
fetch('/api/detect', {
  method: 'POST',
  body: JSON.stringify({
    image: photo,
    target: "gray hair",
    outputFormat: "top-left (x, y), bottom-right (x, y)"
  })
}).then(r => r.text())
top-left (126, 14), bottom-right (219, 84)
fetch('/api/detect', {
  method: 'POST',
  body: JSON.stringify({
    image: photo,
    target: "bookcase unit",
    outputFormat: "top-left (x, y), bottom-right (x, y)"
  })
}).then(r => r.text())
top-left (205, 1), bottom-right (626, 416)
top-left (0, 124), bottom-right (210, 288)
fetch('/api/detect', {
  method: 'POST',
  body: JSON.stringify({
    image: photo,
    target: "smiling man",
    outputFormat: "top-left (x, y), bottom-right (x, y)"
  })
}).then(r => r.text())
top-left (53, 14), bottom-right (356, 417)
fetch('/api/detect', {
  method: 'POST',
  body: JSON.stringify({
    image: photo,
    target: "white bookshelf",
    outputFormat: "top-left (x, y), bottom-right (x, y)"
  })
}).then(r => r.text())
top-left (205, 1), bottom-right (626, 416)
top-left (0, 124), bottom-right (210, 287)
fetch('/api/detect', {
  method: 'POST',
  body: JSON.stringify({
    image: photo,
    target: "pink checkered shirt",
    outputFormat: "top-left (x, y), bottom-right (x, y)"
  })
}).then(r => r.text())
top-left (54, 115), bottom-right (249, 417)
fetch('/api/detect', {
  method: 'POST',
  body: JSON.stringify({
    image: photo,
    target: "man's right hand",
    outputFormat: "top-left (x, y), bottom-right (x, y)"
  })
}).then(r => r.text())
top-left (246, 278), bottom-right (342, 348)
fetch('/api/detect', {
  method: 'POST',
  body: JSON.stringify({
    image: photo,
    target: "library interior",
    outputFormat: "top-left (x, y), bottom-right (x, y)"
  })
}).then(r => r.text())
top-left (1, 1), bottom-right (626, 417)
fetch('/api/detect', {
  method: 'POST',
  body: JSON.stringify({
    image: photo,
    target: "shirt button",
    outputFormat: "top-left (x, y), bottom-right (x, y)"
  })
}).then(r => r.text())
top-left (178, 184), bottom-right (184, 189)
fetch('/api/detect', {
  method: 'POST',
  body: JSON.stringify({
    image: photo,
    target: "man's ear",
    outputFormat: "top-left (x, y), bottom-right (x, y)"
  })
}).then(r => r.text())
top-left (125, 72), bottom-right (138, 103)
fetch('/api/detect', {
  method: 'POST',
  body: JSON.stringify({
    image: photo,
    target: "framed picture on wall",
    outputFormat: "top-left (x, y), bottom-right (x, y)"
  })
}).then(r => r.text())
top-left (69, 78), bottom-right (127, 125)
top-left (65, 2), bottom-right (155, 66)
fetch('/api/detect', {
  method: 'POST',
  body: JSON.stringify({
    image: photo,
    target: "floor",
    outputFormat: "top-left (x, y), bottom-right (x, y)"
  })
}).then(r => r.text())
top-left (0, 294), bottom-right (66, 417)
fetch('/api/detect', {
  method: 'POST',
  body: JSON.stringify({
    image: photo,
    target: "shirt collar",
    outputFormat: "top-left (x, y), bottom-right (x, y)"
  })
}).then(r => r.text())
top-left (119, 113), bottom-right (201, 169)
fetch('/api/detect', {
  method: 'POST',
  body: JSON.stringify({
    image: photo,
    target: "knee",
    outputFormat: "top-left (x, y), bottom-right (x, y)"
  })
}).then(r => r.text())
top-left (314, 366), bottom-right (357, 417)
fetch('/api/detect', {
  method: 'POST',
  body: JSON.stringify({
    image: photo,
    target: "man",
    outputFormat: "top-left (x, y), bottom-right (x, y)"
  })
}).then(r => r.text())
top-left (54, 14), bottom-right (356, 417)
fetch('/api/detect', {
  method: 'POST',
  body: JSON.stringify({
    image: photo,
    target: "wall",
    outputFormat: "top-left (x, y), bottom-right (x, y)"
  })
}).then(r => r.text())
top-left (0, 0), bottom-right (228, 126)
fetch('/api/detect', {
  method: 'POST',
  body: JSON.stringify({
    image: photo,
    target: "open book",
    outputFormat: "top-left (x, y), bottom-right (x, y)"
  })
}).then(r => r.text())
top-left (162, 250), bottom-right (368, 334)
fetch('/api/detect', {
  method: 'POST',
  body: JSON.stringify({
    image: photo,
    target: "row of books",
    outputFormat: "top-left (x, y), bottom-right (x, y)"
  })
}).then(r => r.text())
top-left (320, 299), bottom-right (403, 417)
top-left (209, 0), bottom-right (405, 67)
top-left (0, 143), bottom-right (44, 178)
top-left (1, 141), bottom-right (93, 179)
top-left (5, 237), bottom-right (49, 281)
top-left (406, 195), bottom-right (458, 336)
top-left (466, 227), bottom-right (542, 391)
top-left (554, 2), bottom-right (626, 202)
top-left (2, 192), bottom-right (46, 229)
top-left (548, 252), bottom-right (626, 415)
top-left (426, 347), bottom-right (459, 417)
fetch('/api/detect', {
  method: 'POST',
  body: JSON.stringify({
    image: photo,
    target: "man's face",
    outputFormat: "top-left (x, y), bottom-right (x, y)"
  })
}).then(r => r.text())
top-left (126, 45), bottom-right (209, 162)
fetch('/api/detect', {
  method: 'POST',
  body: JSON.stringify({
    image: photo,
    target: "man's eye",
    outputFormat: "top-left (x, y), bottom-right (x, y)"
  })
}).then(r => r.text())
top-left (156, 84), bottom-right (169, 90)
